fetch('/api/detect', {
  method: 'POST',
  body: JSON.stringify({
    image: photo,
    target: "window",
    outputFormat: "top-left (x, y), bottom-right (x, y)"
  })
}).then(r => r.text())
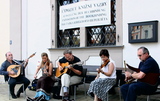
top-left (87, 0), bottom-right (116, 46)
top-left (57, 0), bottom-right (80, 48)
top-left (57, 0), bottom-right (116, 47)
top-left (128, 20), bottom-right (158, 43)
top-left (57, 28), bottom-right (80, 47)
top-left (87, 25), bottom-right (116, 46)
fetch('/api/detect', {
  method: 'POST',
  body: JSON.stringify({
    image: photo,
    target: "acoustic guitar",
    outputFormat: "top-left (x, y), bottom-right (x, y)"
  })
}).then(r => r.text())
top-left (7, 52), bottom-right (36, 78)
top-left (55, 61), bottom-right (83, 77)
top-left (126, 62), bottom-right (160, 85)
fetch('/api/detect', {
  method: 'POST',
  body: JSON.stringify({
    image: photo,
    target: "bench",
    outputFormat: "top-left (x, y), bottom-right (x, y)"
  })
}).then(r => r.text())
top-left (83, 65), bottom-right (123, 101)
top-left (83, 65), bottom-right (124, 84)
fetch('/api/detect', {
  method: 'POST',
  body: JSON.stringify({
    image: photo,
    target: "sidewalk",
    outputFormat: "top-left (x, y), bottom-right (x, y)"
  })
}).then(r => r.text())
top-left (0, 83), bottom-right (93, 101)
top-left (0, 75), bottom-right (160, 101)
top-left (0, 78), bottom-right (93, 101)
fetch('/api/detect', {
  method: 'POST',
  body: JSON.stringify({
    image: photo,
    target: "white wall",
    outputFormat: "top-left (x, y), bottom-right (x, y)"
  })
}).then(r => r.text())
top-left (123, 0), bottom-right (160, 67)
top-left (0, 0), bottom-right (10, 64)
top-left (10, 0), bottom-right (22, 59)
top-left (25, 0), bottom-right (51, 79)
top-left (2, 0), bottom-right (160, 80)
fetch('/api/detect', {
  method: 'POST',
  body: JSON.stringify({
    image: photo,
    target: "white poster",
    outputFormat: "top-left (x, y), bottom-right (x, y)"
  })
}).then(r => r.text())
top-left (59, 0), bottom-right (111, 30)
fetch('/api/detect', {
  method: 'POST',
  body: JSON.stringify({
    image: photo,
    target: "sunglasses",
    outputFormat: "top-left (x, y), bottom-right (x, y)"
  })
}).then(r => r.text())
top-left (138, 53), bottom-right (145, 57)
top-left (138, 55), bottom-right (142, 57)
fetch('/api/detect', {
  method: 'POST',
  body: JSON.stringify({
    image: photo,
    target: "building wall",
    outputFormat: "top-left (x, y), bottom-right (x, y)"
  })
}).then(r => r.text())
top-left (10, 0), bottom-right (22, 60)
top-left (49, 0), bottom-right (123, 70)
top-left (21, 0), bottom-right (124, 80)
top-left (26, 0), bottom-right (52, 79)
top-left (0, 0), bottom-right (10, 64)
top-left (123, 0), bottom-right (160, 67)
top-left (0, 0), bottom-right (52, 79)
top-left (2, 0), bottom-right (160, 80)
top-left (0, 0), bottom-right (22, 63)
top-left (49, 47), bottom-right (123, 68)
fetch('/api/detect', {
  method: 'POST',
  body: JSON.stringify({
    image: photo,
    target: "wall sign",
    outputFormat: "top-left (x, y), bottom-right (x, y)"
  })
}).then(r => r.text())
top-left (59, 0), bottom-right (111, 30)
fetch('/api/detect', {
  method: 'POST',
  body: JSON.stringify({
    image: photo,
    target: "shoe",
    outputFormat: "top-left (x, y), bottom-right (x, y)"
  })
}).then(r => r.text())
top-left (27, 96), bottom-right (34, 101)
top-left (64, 92), bottom-right (69, 97)
top-left (90, 92), bottom-right (94, 97)
top-left (62, 99), bottom-right (70, 101)
top-left (11, 94), bottom-right (17, 99)
top-left (63, 96), bottom-right (69, 100)
top-left (16, 91), bottom-right (21, 98)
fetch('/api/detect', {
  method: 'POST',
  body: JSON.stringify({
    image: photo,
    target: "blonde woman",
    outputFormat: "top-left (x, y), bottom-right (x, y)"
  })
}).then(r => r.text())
top-left (33, 52), bottom-right (55, 100)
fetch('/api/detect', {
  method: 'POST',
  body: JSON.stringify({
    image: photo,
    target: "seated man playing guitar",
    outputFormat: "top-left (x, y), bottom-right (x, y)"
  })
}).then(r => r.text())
top-left (57, 49), bottom-right (83, 101)
top-left (121, 47), bottom-right (160, 101)
top-left (0, 52), bottom-right (30, 99)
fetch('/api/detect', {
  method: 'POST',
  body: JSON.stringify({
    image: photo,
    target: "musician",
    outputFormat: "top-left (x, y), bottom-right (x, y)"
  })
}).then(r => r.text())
top-left (32, 52), bottom-right (55, 100)
top-left (120, 47), bottom-right (159, 101)
top-left (57, 49), bottom-right (83, 101)
top-left (0, 52), bottom-right (30, 99)
top-left (87, 49), bottom-right (116, 101)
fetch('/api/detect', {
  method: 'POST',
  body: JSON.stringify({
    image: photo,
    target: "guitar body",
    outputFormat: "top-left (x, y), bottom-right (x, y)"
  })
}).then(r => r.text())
top-left (55, 62), bottom-right (70, 77)
top-left (127, 64), bottom-right (160, 85)
top-left (7, 65), bottom-right (21, 78)
top-left (139, 73), bottom-right (160, 85)
top-left (7, 52), bottom-right (36, 78)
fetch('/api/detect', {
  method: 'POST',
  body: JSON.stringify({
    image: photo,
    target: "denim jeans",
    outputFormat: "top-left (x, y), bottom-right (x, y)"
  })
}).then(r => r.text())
top-left (120, 82), bottom-right (157, 101)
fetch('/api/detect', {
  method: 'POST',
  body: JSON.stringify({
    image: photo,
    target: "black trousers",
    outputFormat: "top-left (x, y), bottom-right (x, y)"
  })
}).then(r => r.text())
top-left (8, 75), bottom-right (30, 95)
top-left (36, 76), bottom-right (54, 93)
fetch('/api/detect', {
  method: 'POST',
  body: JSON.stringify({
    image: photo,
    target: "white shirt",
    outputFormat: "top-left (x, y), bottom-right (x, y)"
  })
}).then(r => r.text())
top-left (99, 59), bottom-right (116, 79)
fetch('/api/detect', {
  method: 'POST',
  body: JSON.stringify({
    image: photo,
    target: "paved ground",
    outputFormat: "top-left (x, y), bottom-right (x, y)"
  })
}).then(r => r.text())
top-left (0, 82), bottom-right (92, 101)
top-left (0, 76), bottom-right (160, 101)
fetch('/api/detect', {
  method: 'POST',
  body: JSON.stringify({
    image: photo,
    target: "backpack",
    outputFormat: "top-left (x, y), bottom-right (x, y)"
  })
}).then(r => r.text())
top-left (28, 79), bottom-right (38, 91)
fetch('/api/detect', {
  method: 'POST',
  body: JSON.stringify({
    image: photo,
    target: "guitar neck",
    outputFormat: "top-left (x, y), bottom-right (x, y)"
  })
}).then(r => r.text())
top-left (13, 60), bottom-right (23, 65)
top-left (72, 61), bottom-right (83, 66)
top-left (124, 60), bottom-right (127, 71)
